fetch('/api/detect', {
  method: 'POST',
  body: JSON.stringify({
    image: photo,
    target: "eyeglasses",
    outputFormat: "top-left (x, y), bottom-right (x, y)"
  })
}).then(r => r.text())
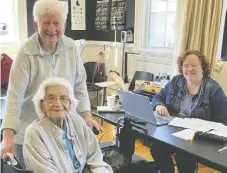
top-left (43, 95), bottom-right (70, 105)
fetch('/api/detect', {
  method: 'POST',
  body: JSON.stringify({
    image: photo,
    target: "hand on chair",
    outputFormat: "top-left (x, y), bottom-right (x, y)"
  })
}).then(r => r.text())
top-left (0, 138), bottom-right (14, 160)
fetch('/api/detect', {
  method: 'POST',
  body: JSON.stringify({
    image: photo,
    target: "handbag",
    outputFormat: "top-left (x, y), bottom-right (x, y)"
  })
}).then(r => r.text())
top-left (102, 145), bottom-right (130, 172)
top-left (102, 146), bottom-right (158, 173)
top-left (101, 117), bottom-right (135, 172)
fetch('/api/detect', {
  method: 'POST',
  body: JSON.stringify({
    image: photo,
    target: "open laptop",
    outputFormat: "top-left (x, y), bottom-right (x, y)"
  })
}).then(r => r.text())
top-left (118, 90), bottom-right (173, 126)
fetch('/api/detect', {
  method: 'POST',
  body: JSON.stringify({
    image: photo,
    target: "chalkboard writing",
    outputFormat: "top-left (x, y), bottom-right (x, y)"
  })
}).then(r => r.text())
top-left (26, 0), bottom-right (135, 42)
top-left (95, 0), bottom-right (110, 31)
top-left (111, 0), bottom-right (126, 30)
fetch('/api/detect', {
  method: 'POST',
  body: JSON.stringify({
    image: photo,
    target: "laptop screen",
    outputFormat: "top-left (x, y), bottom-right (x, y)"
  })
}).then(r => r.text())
top-left (118, 90), bottom-right (159, 124)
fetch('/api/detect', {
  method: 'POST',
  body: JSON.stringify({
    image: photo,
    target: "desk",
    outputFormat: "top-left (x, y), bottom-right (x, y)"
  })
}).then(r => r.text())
top-left (1, 99), bottom-right (6, 120)
top-left (95, 81), bottom-right (116, 106)
top-left (92, 110), bottom-right (227, 172)
top-left (92, 111), bottom-right (125, 125)
top-left (1, 88), bottom-right (7, 119)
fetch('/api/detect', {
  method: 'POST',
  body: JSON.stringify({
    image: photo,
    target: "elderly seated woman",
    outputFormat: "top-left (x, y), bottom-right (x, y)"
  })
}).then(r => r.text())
top-left (23, 77), bottom-right (113, 173)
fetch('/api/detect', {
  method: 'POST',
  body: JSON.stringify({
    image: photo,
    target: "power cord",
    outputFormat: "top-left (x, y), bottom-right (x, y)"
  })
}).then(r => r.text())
top-left (98, 127), bottom-right (116, 144)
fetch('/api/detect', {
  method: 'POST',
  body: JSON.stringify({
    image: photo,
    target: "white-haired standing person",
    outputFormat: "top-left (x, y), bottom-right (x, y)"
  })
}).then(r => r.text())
top-left (23, 77), bottom-right (113, 173)
top-left (0, 0), bottom-right (101, 168)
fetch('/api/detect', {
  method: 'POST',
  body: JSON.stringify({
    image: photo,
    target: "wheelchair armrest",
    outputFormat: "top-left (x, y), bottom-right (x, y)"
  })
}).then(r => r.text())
top-left (6, 153), bottom-right (18, 167)
top-left (6, 153), bottom-right (33, 173)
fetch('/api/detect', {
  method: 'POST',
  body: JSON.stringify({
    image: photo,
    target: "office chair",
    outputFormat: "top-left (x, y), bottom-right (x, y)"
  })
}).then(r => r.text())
top-left (84, 62), bottom-right (106, 107)
top-left (128, 71), bottom-right (154, 91)
top-left (1, 53), bottom-right (13, 89)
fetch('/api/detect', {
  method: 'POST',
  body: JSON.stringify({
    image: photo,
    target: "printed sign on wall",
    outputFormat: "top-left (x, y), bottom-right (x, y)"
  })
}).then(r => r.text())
top-left (71, 0), bottom-right (86, 30)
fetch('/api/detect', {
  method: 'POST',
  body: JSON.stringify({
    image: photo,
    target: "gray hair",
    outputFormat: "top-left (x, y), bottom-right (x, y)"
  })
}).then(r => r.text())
top-left (33, 77), bottom-right (79, 119)
top-left (33, 0), bottom-right (68, 22)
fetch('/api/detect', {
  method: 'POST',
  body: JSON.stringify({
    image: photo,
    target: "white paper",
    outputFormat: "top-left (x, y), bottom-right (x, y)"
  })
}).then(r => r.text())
top-left (169, 117), bottom-right (222, 131)
top-left (0, 96), bottom-right (7, 100)
top-left (97, 106), bottom-right (124, 112)
top-left (172, 129), bottom-right (197, 140)
top-left (209, 124), bottom-right (227, 137)
top-left (71, 0), bottom-right (86, 30)
top-left (95, 81), bottom-right (116, 87)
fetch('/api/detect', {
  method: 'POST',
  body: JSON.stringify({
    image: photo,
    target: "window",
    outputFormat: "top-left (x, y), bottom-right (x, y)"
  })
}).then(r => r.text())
top-left (217, 2), bottom-right (227, 60)
top-left (147, 0), bottom-right (176, 48)
top-left (0, 0), bottom-right (17, 43)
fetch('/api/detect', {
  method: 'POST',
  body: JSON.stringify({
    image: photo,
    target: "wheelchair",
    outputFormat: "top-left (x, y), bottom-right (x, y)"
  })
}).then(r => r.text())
top-left (1, 153), bottom-right (33, 173)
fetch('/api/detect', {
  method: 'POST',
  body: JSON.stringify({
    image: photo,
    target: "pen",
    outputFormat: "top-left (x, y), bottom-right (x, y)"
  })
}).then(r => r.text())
top-left (217, 146), bottom-right (227, 153)
top-left (201, 129), bottom-right (213, 135)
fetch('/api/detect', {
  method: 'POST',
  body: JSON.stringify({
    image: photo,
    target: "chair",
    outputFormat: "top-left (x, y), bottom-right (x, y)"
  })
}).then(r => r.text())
top-left (128, 71), bottom-right (154, 91)
top-left (84, 62), bottom-right (106, 107)
top-left (2, 154), bottom-right (33, 173)
top-left (1, 53), bottom-right (13, 89)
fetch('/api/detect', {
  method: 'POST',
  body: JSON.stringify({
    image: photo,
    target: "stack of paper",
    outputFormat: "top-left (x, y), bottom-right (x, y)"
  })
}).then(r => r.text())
top-left (97, 106), bottom-right (124, 113)
top-left (169, 117), bottom-right (222, 131)
top-left (95, 81), bottom-right (116, 88)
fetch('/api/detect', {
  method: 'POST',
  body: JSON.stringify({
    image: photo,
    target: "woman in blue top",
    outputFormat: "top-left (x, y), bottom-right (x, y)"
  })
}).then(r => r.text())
top-left (151, 50), bottom-right (227, 173)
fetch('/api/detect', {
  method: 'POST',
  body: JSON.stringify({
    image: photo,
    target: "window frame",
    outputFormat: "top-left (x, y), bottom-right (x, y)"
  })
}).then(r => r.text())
top-left (0, 0), bottom-right (18, 44)
top-left (146, 0), bottom-right (176, 49)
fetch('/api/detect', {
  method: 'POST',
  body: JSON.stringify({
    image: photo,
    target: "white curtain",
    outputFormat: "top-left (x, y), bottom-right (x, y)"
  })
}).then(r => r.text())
top-left (134, 0), bottom-right (150, 49)
top-left (172, 0), bottom-right (224, 75)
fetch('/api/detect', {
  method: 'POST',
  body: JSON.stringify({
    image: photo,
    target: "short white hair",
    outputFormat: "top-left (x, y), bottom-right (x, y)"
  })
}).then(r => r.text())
top-left (33, 77), bottom-right (79, 119)
top-left (33, 0), bottom-right (68, 22)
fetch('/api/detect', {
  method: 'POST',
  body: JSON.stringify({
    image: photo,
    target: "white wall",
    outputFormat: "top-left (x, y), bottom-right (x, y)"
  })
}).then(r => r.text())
top-left (82, 41), bottom-right (173, 81)
top-left (1, 0), bottom-right (173, 80)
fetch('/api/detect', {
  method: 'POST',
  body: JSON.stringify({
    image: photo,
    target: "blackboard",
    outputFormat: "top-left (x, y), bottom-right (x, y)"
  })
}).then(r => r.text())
top-left (27, 0), bottom-right (135, 42)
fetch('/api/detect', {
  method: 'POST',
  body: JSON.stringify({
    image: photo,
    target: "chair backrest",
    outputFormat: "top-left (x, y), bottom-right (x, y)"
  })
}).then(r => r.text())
top-left (94, 62), bottom-right (106, 83)
top-left (84, 62), bottom-right (97, 83)
top-left (128, 71), bottom-right (154, 91)
top-left (83, 62), bottom-right (106, 83)
top-left (1, 53), bottom-right (13, 88)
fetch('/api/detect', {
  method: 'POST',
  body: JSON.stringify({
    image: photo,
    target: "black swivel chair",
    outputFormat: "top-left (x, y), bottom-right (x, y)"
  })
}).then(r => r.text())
top-left (84, 62), bottom-right (106, 107)
top-left (128, 71), bottom-right (154, 91)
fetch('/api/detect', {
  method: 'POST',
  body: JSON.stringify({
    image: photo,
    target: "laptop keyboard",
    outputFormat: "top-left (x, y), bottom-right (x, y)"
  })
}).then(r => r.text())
top-left (154, 112), bottom-right (174, 121)
top-left (156, 116), bottom-right (170, 123)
